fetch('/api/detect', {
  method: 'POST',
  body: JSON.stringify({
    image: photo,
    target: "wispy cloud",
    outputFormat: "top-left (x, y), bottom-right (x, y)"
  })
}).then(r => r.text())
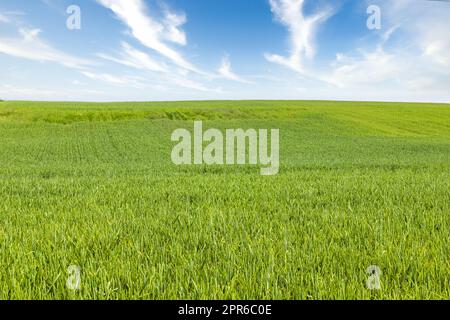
top-left (325, 47), bottom-right (401, 87)
top-left (96, 0), bottom-right (199, 73)
top-left (162, 9), bottom-right (187, 45)
top-left (0, 27), bottom-right (93, 69)
top-left (80, 71), bottom-right (146, 87)
top-left (418, 21), bottom-right (450, 68)
top-left (81, 65), bottom-right (220, 93)
top-left (0, 84), bottom-right (57, 98)
top-left (325, 0), bottom-right (450, 92)
top-left (97, 42), bottom-right (167, 72)
top-left (218, 55), bottom-right (252, 84)
top-left (263, 0), bottom-right (449, 102)
top-left (94, 1), bottom-right (222, 92)
top-left (324, 25), bottom-right (402, 87)
top-left (378, 0), bottom-right (450, 68)
top-left (171, 77), bottom-right (220, 92)
top-left (0, 10), bottom-right (25, 23)
top-left (0, 13), bottom-right (10, 23)
top-left (265, 0), bottom-right (334, 73)
top-left (0, 83), bottom-right (108, 101)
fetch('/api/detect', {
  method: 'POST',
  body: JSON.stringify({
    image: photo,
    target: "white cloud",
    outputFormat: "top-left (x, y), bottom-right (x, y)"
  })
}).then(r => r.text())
top-left (325, 48), bottom-right (401, 87)
top-left (324, 25), bottom-right (403, 88)
top-left (81, 69), bottom-right (220, 93)
top-left (171, 77), bottom-right (218, 92)
top-left (19, 28), bottom-right (41, 41)
top-left (263, 0), bottom-right (450, 102)
top-left (162, 10), bottom-right (187, 45)
top-left (0, 84), bottom-right (57, 98)
top-left (0, 5), bottom-right (216, 94)
top-left (96, 0), bottom-right (199, 73)
top-left (265, 0), bottom-right (334, 73)
top-left (0, 14), bottom-right (10, 23)
top-left (379, 0), bottom-right (450, 68)
top-left (97, 42), bottom-right (167, 72)
top-left (419, 22), bottom-right (450, 68)
top-left (94, 1), bottom-right (220, 92)
top-left (325, 0), bottom-right (450, 95)
top-left (218, 55), bottom-right (252, 84)
top-left (81, 71), bottom-right (143, 86)
top-left (0, 83), bottom-right (110, 101)
top-left (0, 28), bottom-right (92, 69)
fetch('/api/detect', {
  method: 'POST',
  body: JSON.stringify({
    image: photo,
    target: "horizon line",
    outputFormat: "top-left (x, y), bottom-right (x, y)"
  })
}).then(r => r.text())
top-left (1, 99), bottom-right (449, 105)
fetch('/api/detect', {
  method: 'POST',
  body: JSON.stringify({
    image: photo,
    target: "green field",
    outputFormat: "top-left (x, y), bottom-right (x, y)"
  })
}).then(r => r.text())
top-left (0, 100), bottom-right (449, 300)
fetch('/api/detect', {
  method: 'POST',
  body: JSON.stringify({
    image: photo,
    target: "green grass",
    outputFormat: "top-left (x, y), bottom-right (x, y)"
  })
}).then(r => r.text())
top-left (0, 100), bottom-right (449, 300)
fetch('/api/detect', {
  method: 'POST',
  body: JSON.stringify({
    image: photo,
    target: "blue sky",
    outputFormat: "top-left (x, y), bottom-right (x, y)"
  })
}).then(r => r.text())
top-left (0, 0), bottom-right (449, 102)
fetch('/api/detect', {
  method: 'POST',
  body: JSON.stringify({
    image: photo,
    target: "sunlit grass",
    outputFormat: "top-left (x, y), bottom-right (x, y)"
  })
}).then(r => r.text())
top-left (0, 100), bottom-right (449, 300)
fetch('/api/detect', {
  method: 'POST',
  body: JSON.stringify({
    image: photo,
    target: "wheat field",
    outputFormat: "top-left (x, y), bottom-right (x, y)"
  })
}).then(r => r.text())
top-left (0, 100), bottom-right (448, 299)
